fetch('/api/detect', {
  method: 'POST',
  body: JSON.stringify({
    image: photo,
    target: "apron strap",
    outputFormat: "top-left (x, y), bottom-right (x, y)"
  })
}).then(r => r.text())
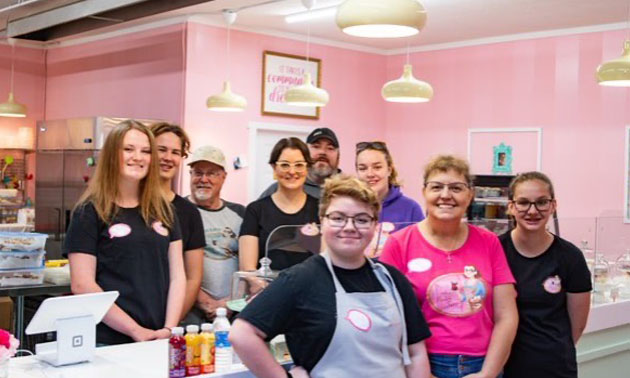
top-left (323, 252), bottom-right (346, 294)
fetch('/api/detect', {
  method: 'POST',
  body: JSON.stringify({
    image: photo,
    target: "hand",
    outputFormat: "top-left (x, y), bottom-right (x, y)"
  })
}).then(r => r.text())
top-left (462, 373), bottom-right (490, 378)
top-left (197, 297), bottom-right (228, 319)
top-left (154, 328), bottom-right (172, 340)
top-left (130, 326), bottom-right (159, 342)
top-left (289, 366), bottom-right (310, 378)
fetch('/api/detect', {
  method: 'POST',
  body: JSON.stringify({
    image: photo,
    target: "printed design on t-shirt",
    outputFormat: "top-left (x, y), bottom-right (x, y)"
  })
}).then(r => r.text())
top-left (543, 275), bottom-right (562, 294)
top-left (300, 222), bottom-right (320, 236)
top-left (364, 222), bottom-right (395, 258)
top-left (108, 223), bottom-right (131, 239)
top-left (205, 226), bottom-right (238, 260)
top-left (152, 221), bottom-right (169, 237)
top-left (408, 258), bottom-right (432, 273)
top-left (345, 309), bottom-right (372, 332)
top-left (426, 265), bottom-right (488, 317)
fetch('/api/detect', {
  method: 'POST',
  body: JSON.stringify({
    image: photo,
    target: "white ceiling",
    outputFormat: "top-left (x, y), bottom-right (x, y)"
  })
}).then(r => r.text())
top-left (43, 0), bottom-right (629, 52)
top-left (161, 0), bottom-right (629, 51)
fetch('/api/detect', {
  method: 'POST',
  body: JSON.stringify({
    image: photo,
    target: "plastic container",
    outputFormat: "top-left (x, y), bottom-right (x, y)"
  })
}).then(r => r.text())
top-left (169, 327), bottom-right (186, 378)
top-left (185, 325), bottom-right (201, 376)
top-left (0, 232), bottom-right (47, 251)
top-left (213, 307), bottom-right (233, 373)
top-left (0, 266), bottom-right (45, 287)
top-left (0, 250), bottom-right (45, 269)
top-left (199, 323), bottom-right (215, 374)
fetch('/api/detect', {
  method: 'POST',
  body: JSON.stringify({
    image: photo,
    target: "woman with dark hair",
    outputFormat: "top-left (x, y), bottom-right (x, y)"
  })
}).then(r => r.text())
top-left (239, 137), bottom-right (320, 271)
top-left (500, 172), bottom-right (591, 378)
top-left (64, 120), bottom-right (186, 345)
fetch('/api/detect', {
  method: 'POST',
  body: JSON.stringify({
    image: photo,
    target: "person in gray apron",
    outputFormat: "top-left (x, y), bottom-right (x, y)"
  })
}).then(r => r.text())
top-left (230, 175), bottom-right (432, 378)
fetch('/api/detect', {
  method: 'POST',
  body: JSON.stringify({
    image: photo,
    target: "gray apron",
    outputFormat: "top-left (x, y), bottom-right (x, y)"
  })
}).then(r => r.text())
top-left (309, 254), bottom-right (411, 378)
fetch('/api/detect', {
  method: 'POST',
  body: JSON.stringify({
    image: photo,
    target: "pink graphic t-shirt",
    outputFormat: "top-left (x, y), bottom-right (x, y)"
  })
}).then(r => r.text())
top-left (380, 224), bottom-right (515, 356)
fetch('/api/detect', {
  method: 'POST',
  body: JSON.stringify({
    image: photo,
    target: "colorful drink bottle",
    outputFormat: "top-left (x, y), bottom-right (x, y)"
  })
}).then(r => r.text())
top-left (185, 325), bottom-right (201, 376)
top-left (200, 323), bottom-right (216, 374)
top-left (169, 327), bottom-right (186, 378)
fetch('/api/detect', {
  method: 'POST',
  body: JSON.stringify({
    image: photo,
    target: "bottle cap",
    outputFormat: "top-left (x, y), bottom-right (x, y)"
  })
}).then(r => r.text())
top-left (186, 325), bottom-right (199, 333)
top-left (172, 326), bottom-right (184, 335)
top-left (216, 307), bottom-right (227, 317)
top-left (201, 323), bottom-right (213, 332)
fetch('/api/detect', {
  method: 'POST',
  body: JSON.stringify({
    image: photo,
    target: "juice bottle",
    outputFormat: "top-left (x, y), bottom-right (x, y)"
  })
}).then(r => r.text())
top-left (185, 325), bottom-right (201, 376)
top-left (199, 323), bottom-right (215, 374)
top-left (169, 327), bottom-right (186, 378)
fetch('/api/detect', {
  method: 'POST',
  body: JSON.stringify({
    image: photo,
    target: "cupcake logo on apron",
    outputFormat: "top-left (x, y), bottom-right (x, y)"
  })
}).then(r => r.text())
top-left (426, 265), bottom-right (488, 317)
top-left (108, 223), bottom-right (131, 239)
top-left (152, 221), bottom-right (169, 237)
top-left (345, 309), bottom-right (372, 332)
top-left (543, 275), bottom-right (562, 294)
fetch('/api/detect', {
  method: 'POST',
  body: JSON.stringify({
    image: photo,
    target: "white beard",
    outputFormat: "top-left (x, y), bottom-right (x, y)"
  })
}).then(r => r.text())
top-left (193, 189), bottom-right (211, 201)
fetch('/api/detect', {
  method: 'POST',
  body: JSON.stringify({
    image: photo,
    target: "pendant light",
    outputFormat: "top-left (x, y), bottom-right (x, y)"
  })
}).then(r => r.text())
top-left (596, 1), bottom-right (630, 87)
top-left (285, 0), bottom-right (329, 107)
top-left (0, 38), bottom-right (27, 118)
top-left (382, 44), bottom-right (433, 103)
top-left (336, 0), bottom-right (427, 38)
top-left (207, 10), bottom-right (247, 112)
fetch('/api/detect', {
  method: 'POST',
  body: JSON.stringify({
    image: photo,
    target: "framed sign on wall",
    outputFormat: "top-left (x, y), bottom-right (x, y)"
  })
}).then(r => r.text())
top-left (261, 51), bottom-right (321, 120)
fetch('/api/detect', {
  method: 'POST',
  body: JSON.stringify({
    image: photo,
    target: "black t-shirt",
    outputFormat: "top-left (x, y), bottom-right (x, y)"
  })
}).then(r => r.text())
top-left (239, 195), bottom-right (320, 270)
top-left (172, 194), bottom-right (206, 252)
top-left (238, 255), bottom-right (431, 372)
top-left (499, 232), bottom-right (592, 378)
top-left (63, 202), bottom-right (182, 345)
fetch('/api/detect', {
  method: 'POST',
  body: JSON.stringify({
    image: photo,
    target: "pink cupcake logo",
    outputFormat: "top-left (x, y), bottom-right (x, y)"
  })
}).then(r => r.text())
top-left (543, 275), bottom-right (562, 294)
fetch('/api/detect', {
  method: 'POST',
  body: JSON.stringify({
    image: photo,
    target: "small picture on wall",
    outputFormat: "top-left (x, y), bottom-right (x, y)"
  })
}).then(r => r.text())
top-left (492, 143), bottom-right (513, 174)
top-left (261, 50), bottom-right (322, 120)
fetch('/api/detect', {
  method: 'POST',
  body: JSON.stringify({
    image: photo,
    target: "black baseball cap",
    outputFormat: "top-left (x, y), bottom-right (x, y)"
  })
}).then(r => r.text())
top-left (306, 128), bottom-right (339, 148)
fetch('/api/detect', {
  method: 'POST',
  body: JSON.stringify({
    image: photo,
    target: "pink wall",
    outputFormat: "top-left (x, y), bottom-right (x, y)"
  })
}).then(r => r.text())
top-left (385, 30), bottom-right (630, 222)
top-left (45, 24), bottom-right (186, 122)
top-left (182, 22), bottom-right (387, 204)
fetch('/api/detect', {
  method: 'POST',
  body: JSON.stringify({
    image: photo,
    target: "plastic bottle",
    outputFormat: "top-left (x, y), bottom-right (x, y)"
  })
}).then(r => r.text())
top-left (213, 307), bottom-right (233, 373)
top-left (199, 323), bottom-right (215, 374)
top-left (185, 325), bottom-right (201, 376)
top-left (169, 327), bottom-right (186, 378)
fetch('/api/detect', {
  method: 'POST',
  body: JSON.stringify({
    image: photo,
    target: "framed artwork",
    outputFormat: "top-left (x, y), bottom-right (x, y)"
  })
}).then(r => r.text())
top-left (625, 126), bottom-right (630, 223)
top-left (492, 143), bottom-right (513, 174)
top-left (261, 51), bottom-right (321, 120)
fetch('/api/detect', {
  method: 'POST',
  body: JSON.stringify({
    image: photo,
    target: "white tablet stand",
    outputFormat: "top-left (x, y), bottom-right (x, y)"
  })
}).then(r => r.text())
top-left (25, 291), bottom-right (119, 366)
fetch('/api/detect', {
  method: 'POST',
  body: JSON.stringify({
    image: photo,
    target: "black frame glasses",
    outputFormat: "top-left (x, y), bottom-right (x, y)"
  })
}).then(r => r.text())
top-left (323, 211), bottom-right (376, 229)
top-left (510, 198), bottom-right (555, 213)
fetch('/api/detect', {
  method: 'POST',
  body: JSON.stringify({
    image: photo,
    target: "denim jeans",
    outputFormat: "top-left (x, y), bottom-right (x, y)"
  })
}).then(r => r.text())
top-left (429, 354), bottom-right (503, 378)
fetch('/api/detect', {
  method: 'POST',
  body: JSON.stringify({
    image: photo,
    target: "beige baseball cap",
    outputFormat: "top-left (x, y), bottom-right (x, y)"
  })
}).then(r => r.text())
top-left (187, 145), bottom-right (226, 169)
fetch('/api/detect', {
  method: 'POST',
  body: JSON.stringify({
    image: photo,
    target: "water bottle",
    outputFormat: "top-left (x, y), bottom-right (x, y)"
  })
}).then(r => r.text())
top-left (213, 307), bottom-right (233, 373)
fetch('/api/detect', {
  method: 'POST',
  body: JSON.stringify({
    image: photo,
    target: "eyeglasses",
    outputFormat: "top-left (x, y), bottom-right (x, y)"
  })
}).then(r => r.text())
top-left (275, 161), bottom-right (308, 173)
top-left (191, 170), bottom-right (223, 179)
top-left (511, 198), bottom-right (554, 213)
top-left (424, 181), bottom-right (470, 194)
top-left (323, 211), bottom-right (375, 229)
top-left (356, 141), bottom-right (389, 153)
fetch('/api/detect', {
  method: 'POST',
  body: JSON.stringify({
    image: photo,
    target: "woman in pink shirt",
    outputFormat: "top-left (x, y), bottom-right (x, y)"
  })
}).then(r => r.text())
top-left (380, 155), bottom-right (518, 378)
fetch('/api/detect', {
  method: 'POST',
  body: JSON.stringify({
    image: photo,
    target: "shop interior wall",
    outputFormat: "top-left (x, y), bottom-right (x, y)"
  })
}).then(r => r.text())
top-left (383, 29), bottom-right (630, 249)
top-left (181, 22), bottom-right (388, 204)
top-left (0, 43), bottom-right (46, 200)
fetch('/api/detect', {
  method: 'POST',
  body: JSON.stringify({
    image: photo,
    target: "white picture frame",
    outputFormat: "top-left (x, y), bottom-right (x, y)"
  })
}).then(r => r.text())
top-left (624, 126), bottom-right (630, 223)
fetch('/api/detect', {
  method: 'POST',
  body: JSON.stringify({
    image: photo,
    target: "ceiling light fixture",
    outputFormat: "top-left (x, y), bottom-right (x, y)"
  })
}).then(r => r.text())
top-left (382, 44), bottom-right (433, 103)
top-left (336, 0), bottom-right (427, 38)
top-left (597, 1), bottom-right (630, 87)
top-left (285, 6), bottom-right (337, 24)
top-left (285, 0), bottom-right (329, 108)
top-left (207, 10), bottom-right (247, 112)
top-left (0, 38), bottom-right (27, 118)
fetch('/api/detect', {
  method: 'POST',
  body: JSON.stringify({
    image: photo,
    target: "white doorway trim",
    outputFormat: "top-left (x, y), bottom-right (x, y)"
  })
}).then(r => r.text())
top-left (247, 122), bottom-right (319, 201)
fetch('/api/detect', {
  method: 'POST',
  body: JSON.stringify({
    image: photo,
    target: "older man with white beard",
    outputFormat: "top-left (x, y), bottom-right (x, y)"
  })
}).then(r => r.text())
top-left (185, 145), bottom-right (245, 322)
top-left (259, 127), bottom-right (340, 199)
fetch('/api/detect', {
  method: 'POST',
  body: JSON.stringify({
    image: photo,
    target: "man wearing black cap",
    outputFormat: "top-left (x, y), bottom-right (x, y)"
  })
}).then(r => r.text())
top-left (258, 127), bottom-right (340, 199)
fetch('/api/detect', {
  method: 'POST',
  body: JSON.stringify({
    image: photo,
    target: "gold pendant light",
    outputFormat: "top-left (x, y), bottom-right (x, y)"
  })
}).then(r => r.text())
top-left (336, 0), bottom-right (427, 38)
top-left (382, 64), bottom-right (433, 103)
top-left (207, 10), bottom-right (247, 112)
top-left (596, 40), bottom-right (630, 87)
top-left (0, 39), bottom-right (27, 118)
top-left (285, 0), bottom-right (329, 108)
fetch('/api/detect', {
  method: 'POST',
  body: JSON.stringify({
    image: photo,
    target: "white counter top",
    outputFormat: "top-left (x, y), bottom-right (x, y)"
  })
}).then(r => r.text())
top-left (8, 339), bottom-right (257, 378)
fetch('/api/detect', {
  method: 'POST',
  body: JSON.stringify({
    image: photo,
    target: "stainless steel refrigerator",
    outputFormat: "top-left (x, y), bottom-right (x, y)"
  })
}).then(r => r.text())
top-left (35, 117), bottom-right (158, 259)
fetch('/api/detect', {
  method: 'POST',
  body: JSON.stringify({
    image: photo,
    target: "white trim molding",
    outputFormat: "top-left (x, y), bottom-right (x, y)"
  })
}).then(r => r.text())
top-left (467, 127), bottom-right (543, 173)
top-left (624, 125), bottom-right (630, 223)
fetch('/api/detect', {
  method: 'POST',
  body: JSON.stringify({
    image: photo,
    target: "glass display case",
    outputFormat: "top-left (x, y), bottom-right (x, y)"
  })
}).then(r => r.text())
top-left (466, 174), bottom-right (514, 235)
